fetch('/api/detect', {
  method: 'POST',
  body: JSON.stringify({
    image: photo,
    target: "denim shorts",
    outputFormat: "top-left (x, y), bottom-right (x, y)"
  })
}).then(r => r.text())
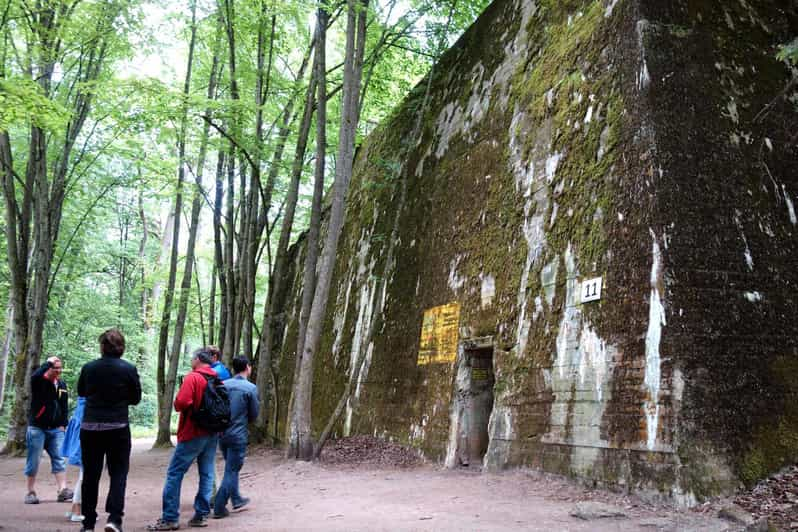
top-left (25, 426), bottom-right (66, 476)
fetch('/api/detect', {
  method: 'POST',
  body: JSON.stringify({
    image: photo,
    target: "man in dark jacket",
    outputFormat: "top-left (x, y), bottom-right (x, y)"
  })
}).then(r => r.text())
top-left (213, 356), bottom-right (259, 518)
top-left (24, 355), bottom-right (71, 505)
top-left (78, 329), bottom-right (141, 532)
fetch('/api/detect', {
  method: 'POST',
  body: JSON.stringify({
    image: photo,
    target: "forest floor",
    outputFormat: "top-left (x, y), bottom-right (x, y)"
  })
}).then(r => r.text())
top-left (0, 437), bottom-right (752, 531)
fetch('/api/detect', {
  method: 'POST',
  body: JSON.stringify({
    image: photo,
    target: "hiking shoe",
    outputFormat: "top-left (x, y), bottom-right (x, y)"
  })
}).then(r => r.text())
top-left (211, 509), bottom-right (229, 519)
top-left (145, 519), bottom-right (180, 531)
top-left (57, 487), bottom-right (74, 502)
top-left (24, 491), bottom-right (39, 504)
top-left (104, 521), bottom-right (122, 532)
top-left (232, 497), bottom-right (250, 511)
top-left (187, 514), bottom-right (208, 527)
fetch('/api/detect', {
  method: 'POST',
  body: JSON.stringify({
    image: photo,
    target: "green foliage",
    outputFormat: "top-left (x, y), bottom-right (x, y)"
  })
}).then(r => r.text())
top-left (777, 37), bottom-right (798, 65)
top-left (0, 78), bottom-right (69, 132)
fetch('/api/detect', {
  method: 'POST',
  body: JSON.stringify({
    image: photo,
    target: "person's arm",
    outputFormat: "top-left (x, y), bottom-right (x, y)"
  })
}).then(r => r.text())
top-left (247, 386), bottom-right (260, 423)
top-left (173, 373), bottom-right (196, 412)
top-left (129, 366), bottom-right (142, 405)
top-left (31, 360), bottom-right (52, 384)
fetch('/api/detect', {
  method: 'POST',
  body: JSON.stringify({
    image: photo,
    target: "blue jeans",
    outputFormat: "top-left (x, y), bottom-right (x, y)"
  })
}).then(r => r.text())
top-left (161, 435), bottom-right (218, 522)
top-left (25, 426), bottom-right (65, 477)
top-left (214, 439), bottom-right (247, 514)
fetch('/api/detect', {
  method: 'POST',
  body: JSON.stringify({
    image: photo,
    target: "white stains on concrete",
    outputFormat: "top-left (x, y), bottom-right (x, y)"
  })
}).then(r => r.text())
top-left (734, 211), bottom-right (755, 271)
top-left (584, 104), bottom-right (594, 124)
top-left (333, 227), bottom-right (375, 362)
top-left (724, 10), bottom-right (735, 30)
top-left (344, 281), bottom-right (376, 436)
top-left (346, 341), bottom-right (374, 436)
top-left (331, 279), bottom-right (354, 362)
top-left (672, 368), bottom-right (684, 403)
top-left (605, 0), bottom-right (620, 17)
top-left (597, 124), bottom-right (611, 161)
top-left (533, 295), bottom-right (543, 321)
top-left (744, 247), bottom-right (754, 270)
top-left (434, 102), bottom-right (466, 158)
top-left (644, 232), bottom-right (666, 451)
top-left (578, 324), bottom-right (609, 401)
top-left (429, 0), bottom-right (542, 165)
top-left (541, 255), bottom-right (559, 306)
top-left (638, 60), bottom-right (650, 91)
top-left (484, 400), bottom-right (516, 470)
top-left (546, 88), bottom-right (555, 107)
top-left (480, 274), bottom-right (496, 308)
top-left (636, 20), bottom-right (651, 91)
top-left (555, 244), bottom-right (579, 379)
top-left (783, 185), bottom-right (797, 225)
top-left (545, 152), bottom-right (563, 182)
top-left (744, 291), bottom-right (762, 302)
top-left (543, 243), bottom-right (619, 471)
top-left (510, 113), bottom-right (552, 358)
top-left (448, 255), bottom-right (466, 292)
top-left (445, 348), bottom-right (473, 468)
top-left (725, 99), bottom-right (739, 124)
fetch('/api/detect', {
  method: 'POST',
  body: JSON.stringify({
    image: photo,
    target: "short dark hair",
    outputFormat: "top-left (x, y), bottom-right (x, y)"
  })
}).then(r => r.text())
top-left (192, 348), bottom-right (213, 365)
top-left (232, 356), bottom-right (250, 374)
top-left (206, 345), bottom-right (221, 361)
top-left (99, 329), bottom-right (125, 358)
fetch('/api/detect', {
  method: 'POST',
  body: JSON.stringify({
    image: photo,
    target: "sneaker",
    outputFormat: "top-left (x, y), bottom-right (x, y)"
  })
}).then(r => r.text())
top-left (24, 491), bottom-right (39, 504)
top-left (104, 521), bottom-right (122, 532)
top-left (187, 514), bottom-right (208, 527)
top-left (65, 511), bottom-right (85, 522)
top-left (57, 487), bottom-right (74, 502)
top-left (211, 509), bottom-right (229, 519)
top-left (145, 519), bottom-right (180, 531)
top-left (232, 497), bottom-right (250, 511)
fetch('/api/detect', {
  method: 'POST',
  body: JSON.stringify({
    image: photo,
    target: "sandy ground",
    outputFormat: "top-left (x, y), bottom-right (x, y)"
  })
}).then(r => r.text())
top-left (0, 438), bottom-right (734, 532)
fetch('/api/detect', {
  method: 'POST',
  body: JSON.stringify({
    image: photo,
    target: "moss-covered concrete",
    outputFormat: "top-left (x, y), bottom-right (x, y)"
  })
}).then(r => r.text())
top-left (275, 0), bottom-right (798, 503)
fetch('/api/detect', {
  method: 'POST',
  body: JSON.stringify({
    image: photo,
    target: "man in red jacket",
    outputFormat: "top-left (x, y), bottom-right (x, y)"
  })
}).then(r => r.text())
top-left (147, 349), bottom-right (219, 530)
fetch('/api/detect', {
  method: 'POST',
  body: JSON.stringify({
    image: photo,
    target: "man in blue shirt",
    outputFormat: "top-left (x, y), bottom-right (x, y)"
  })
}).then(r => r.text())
top-left (212, 356), bottom-right (259, 519)
top-left (207, 346), bottom-right (231, 381)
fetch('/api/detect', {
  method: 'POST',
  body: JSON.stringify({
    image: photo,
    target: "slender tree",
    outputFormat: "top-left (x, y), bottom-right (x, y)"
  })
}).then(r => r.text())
top-left (155, 0), bottom-right (199, 447)
top-left (288, 0), bottom-right (371, 460)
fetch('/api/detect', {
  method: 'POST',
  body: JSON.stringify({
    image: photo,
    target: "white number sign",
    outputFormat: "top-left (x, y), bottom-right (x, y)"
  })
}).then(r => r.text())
top-left (581, 277), bottom-right (602, 303)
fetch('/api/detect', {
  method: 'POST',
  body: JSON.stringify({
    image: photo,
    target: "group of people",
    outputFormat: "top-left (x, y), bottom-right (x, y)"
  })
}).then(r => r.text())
top-left (23, 329), bottom-right (260, 532)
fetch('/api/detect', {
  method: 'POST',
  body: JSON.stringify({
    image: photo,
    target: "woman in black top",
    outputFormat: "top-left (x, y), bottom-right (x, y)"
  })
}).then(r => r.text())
top-left (77, 329), bottom-right (141, 532)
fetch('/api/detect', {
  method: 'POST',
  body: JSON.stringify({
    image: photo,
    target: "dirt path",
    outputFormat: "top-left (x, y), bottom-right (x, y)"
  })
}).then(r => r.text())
top-left (0, 439), bottom-right (733, 531)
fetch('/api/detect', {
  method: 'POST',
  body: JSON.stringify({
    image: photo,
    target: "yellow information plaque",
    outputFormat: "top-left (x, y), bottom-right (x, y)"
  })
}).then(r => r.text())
top-left (417, 302), bottom-right (461, 365)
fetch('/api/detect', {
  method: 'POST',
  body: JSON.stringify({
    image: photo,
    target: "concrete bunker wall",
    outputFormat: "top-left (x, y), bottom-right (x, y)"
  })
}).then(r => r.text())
top-left (274, 0), bottom-right (798, 502)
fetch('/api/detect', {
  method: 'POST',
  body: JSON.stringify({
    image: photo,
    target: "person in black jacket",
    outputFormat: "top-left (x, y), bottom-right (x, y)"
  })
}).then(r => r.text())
top-left (77, 329), bottom-right (141, 532)
top-left (24, 355), bottom-right (72, 505)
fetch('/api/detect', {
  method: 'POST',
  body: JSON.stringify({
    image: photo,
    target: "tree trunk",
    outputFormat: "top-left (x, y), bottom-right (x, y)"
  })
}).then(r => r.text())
top-left (1, 0), bottom-right (121, 453)
top-left (0, 302), bottom-right (13, 414)
top-left (149, 211), bottom-right (174, 322)
top-left (0, 126), bottom-right (31, 455)
top-left (287, 6), bottom-right (334, 459)
top-left (213, 149), bottom-right (226, 349)
top-left (289, 0), bottom-right (369, 460)
top-left (154, 0), bottom-right (198, 448)
top-left (253, 62), bottom-right (318, 443)
top-left (162, 14), bottom-right (219, 437)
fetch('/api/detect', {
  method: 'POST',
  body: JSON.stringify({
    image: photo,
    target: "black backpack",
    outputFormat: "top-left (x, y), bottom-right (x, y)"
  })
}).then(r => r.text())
top-left (192, 374), bottom-right (231, 433)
